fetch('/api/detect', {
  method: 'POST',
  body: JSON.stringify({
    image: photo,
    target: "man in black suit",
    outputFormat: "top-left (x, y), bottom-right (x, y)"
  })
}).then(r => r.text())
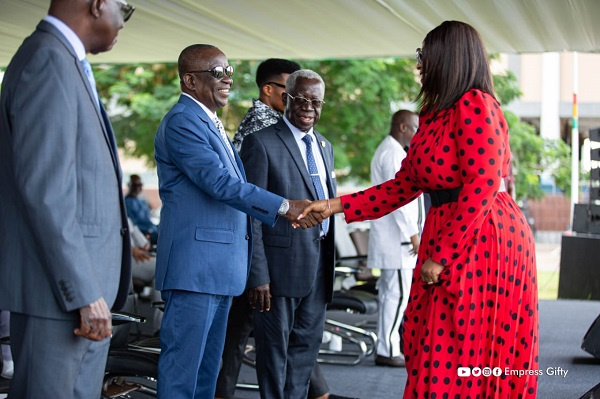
top-left (240, 69), bottom-right (337, 399)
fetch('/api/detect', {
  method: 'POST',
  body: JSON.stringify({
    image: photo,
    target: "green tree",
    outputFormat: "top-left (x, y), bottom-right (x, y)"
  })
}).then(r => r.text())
top-left (494, 70), bottom-right (571, 199)
top-left (301, 58), bottom-right (420, 181)
top-left (92, 58), bottom-right (570, 200)
top-left (94, 63), bottom-right (180, 162)
top-left (94, 58), bottom-right (420, 180)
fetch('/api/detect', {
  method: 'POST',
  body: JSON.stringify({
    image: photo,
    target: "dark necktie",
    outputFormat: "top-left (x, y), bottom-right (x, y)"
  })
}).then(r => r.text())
top-left (302, 134), bottom-right (329, 236)
top-left (80, 58), bottom-right (99, 108)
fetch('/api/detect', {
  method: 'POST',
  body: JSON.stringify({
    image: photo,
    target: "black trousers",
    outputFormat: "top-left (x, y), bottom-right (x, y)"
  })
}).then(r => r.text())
top-left (215, 291), bottom-right (330, 398)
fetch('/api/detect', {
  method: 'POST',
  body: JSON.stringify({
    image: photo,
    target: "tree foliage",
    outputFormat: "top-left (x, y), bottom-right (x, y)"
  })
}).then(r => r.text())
top-left (493, 70), bottom-right (571, 199)
top-left (301, 59), bottom-right (420, 181)
top-left (94, 64), bottom-right (180, 162)
top-left (91, 57), bottom-right (570, 200)
top-left (94, 58), bottom-right (420, 180)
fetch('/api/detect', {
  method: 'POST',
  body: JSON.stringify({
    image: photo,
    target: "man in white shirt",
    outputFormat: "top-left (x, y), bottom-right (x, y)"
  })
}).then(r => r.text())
top-left (368, 110), bottom-right (423, 367)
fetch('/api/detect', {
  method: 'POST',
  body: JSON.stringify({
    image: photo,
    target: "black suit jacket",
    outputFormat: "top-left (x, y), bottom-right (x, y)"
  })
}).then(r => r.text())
top-left (240, 119), bottom-right (336, 302)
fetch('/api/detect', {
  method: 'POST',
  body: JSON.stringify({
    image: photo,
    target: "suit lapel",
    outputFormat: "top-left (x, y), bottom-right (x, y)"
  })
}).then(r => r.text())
top-left (41, 21), bottom-right (121, 182)
top-left (40, 21), bottom-right (102, 122)
top-left (77, 59), bottom-right (100, 115)
top-left (275, 121), bottom-right (318, 200)
top-left (181, 95), bottom-right (244, 179)
top-left (99, 103), bottom-right (123, 181)
top-left (314, 130), bottom-right (335, 196)
top-left (210, 120), bottom-right (240, 175)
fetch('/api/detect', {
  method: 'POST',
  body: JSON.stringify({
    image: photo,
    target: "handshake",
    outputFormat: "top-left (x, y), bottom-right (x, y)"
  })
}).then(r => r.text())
top-left (283, 199), bottom-right (337, 229)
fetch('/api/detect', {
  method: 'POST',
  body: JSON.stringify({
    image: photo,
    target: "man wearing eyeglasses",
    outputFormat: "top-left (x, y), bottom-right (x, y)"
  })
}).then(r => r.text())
top-left (154, 45), bottom-right (318, 398)
top-left (239, 70), bottom-right (343, 399)
top-left (0, 0), bottom-right (134, 398)
top-left (219, 60), bottom-right (349, 399)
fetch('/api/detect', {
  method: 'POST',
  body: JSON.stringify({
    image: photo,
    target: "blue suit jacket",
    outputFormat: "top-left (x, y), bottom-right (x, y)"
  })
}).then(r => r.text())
top-left (154, 95), bottom-right (284, 296)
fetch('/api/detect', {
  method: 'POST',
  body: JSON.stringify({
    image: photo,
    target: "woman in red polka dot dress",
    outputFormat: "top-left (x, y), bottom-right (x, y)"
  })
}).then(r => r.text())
top-left (299, 20), bottom-right (538, 398)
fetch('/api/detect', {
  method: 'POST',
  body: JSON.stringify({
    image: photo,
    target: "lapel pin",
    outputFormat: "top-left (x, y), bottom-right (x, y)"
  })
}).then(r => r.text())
top-left (320, 140), bottom-right (326, 148)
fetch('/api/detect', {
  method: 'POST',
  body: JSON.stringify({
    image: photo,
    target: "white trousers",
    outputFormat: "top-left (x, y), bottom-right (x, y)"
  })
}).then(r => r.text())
top-left (376, 268), bottom-right (413, 357)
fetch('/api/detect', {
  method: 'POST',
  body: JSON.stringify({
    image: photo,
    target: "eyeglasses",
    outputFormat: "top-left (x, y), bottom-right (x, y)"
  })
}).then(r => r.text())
top-left (416, 48), bottom-right (423, 66)
top-left (286, 93), bottom-right (324, 108)
top-left (114, 0), bottom-right (135, 22)
top-left (267, 81), bottom-right (286, 89)
top-left (187, 65), bottom-right (234, 79)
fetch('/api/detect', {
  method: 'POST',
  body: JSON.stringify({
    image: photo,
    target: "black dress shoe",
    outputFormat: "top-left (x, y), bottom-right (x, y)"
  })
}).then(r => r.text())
top-left (375, 354), bottom-right (406, 367)
top-left (329, 394), bottom-right (361, 399)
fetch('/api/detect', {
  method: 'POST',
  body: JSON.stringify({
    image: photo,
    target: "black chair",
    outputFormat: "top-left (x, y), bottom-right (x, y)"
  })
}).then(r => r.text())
top-left (102, 297), bottom-right (159, 398)
top-left (318, 216), bottom-right (378, 366)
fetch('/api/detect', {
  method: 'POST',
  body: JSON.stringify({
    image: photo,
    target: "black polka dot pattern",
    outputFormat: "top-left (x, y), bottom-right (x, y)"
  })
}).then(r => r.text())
top-left (340, 90), bottom-right (538, 398)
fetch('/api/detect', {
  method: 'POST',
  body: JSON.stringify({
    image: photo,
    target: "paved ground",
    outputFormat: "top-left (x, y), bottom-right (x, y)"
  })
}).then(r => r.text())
top-left (0, 233), bottom-right (569, 399)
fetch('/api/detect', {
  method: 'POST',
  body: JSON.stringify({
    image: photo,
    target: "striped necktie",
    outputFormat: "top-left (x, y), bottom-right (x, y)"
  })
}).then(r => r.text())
top-left (213, 117), bottom-right (234, 157)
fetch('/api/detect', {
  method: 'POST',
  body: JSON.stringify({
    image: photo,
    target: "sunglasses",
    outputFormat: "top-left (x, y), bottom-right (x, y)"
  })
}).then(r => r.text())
top-left (286, 93), bottom-right (324, 109)
top-left (267, 81), bottom-right (286, 89)
top-left (113, 0), bottom-right (135, 22)
top-left (187, 65), bottom-right (234, 79)
top-left (416, 48), bottom-right (423, 66)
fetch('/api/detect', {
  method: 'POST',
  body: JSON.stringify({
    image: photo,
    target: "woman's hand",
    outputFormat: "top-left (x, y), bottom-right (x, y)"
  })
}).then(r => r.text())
top-left (296, 197), bottom-right (342, 229)
top-left (420, 258), bottom-right (445, 285)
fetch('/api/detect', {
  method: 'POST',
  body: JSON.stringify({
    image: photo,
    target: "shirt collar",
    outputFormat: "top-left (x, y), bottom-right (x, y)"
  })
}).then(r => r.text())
top-left (182, 93), bottom-right (217, 120)
top-left (282, 115), bottom-right (314, 141)
top-left (388, 135), bottom-right (407, 153)
top-left (44, 15), bottom-right (86, 61)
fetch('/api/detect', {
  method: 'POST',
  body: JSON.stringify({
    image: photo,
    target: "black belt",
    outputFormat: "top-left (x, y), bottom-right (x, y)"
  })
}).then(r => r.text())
top-left (427, 187), bottom-right (462, 208)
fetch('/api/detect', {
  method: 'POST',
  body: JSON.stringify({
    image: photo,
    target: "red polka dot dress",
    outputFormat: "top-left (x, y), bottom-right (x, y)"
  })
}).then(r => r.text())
top-left (341, 90), bottom-right (538, 398)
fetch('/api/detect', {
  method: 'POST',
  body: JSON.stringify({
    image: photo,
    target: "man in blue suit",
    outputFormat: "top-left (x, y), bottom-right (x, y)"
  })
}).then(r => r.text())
top-left (0, 0), bottom-right (134, 397)
top-left (240, 69), bottom-right (337, 399)
top-left (154, 44), bottom-right (316, 398)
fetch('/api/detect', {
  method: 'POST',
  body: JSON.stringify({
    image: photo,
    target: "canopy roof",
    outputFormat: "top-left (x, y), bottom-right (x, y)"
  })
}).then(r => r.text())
top-left (1, 0), bottom-right (599, 66)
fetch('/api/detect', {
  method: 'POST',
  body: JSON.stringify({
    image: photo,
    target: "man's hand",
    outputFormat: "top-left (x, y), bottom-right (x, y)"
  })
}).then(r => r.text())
top-left (409, 234), bottom-right (420, 256)
top-left (132, 246), bottom-right (152, 263)
top-left (285, 199), bottom-right (323, 229)
top-left (297, 197), bottom-right (342, 229)
top-left (248, 283), bottom-right (271, 312)
top-left (74, 297), bottom-right (112, 341)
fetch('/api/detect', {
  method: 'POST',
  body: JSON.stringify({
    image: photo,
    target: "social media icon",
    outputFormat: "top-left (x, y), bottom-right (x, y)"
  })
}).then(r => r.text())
top-left (482, 367), bottom-right (492, 377)
top-left (493, 367), bottom-right (503, 377)
top-left (457, 367), bottom-right (471, 377)
top-left (471, 367), bottom-right (482, 376)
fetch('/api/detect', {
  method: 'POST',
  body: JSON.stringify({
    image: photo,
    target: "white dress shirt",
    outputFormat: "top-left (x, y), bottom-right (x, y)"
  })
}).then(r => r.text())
top-left (282, 115), bottom-right (330, 201)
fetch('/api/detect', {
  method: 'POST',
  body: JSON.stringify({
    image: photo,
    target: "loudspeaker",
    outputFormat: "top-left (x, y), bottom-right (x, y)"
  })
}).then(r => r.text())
top-left (582, 313), bottom-right (600, 359)
top-left (572, 204), bottom-right (600, 234)
top-left (579, 382), bottom-right (600, 399)
top-left (590, 127), bottom-right (600, 142)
